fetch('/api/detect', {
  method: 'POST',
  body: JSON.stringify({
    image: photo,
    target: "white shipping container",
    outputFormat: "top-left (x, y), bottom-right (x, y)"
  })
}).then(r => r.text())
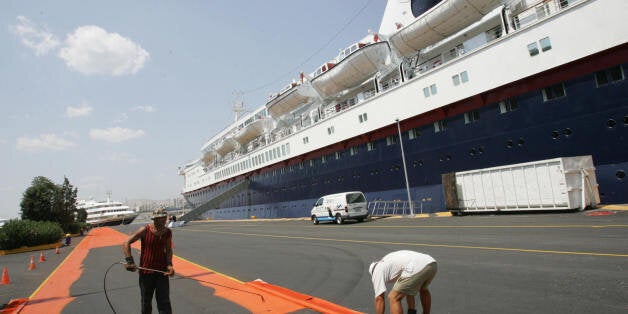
top-left (451, 156), bottom-right (600, 213)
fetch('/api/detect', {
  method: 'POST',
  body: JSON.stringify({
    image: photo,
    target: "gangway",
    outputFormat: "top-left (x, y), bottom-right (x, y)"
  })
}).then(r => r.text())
top-left (180, 179), bottom-right (250, 222)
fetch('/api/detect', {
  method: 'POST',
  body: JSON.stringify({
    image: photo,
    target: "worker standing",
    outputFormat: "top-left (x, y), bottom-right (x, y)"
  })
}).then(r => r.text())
top-left (123, 208), bottom-right (175, 314)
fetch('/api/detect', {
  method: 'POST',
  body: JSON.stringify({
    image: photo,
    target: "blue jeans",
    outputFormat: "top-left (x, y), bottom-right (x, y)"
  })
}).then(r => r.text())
top-left (139, 272), bottom-right (172, 314)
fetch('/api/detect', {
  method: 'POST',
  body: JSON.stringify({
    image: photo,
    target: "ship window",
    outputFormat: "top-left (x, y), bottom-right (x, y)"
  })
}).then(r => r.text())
top-left (609, 65), bottom-right (624, 81)
top-left (367, 142), bottom-right (375, 151)
top-left (453, 71), bottom-right (469, 86)
top-left (542, 83), bottom-right (566, 101)
top-left (408, 128), bottom-right (421, 140)
top-left (464, 111), bottom-right (480, 124)
top-left (281, 145), bottom-right (286, 156)
top-left (460, 71), bottom-right (469, 83)
top-left (386, 135), bottom-right (397, 146)
top-left (423, 87), bottom-right (430, 98)
top-left (359, 113), bottom-right (368, 123)
top-left (596, 65), bottom-right (625, 86)
top-left (285, 143), bottom-right (290, 155)
top-left (350, 147), bottom-right (358, 156)
top-left (499, 98), bottom-right (519, 113)
top-left (321, 155), bottom-right (327, 164)
top-left (430, 84), bottom-right (437, 95)
top-left (303, 136), bottom-right (309, 144)
top-left (434, 120), bottom-right (448, 133)
top-left (335, 151), bottom-right (344, 160)
top-left (527, 42), bottom-right (539, 56)
top-left (327, 126), bottom-right (335, 135)
top-left (452, 74), bottom-right (460, 86)
top-left (595, 71), bottom-right (609, 86)
top-left (540, 37), bottom-right (551, 52)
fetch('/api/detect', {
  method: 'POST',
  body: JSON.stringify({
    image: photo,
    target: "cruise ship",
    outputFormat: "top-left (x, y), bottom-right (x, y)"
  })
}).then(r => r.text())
top-left (179, 0), bottom-right (627, 220)
top-left (77, 198), bottom-right (138, 226)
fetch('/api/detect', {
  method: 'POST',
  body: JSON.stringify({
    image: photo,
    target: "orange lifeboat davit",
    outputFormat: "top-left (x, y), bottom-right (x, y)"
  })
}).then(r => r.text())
top-left (310, 41), bottom-right (391, 99)
top-left (388, 0), bottom-right (502, 57)
top-left (234, 118), bottom-right (268, 145)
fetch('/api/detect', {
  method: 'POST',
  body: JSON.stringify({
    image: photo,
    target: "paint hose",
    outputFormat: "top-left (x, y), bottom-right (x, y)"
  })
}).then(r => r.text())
top-left (104, 261), bottom-right (265, 313)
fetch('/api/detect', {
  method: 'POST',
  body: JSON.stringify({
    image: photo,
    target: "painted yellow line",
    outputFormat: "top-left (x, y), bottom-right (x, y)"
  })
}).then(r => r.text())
top-left (175, 255), bottom-right (245, 284)
top-left (598, 205), bottom-right (628, 211)
top-left (183, 229), bottom-right (628, 258)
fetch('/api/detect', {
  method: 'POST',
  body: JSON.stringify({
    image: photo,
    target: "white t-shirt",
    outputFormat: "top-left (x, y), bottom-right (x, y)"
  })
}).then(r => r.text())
top-left (370, 250), bottom-right (436, 297)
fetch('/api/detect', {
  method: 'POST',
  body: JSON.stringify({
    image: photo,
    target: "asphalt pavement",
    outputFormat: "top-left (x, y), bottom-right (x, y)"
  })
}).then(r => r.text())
top-left (1, 208), bottom-right (627, 313)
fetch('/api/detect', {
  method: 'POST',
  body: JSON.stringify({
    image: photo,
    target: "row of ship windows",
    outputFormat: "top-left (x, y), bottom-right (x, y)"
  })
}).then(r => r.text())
top-left (190, 66), bottom-right (625, 198)
top-left (214, 143), bottom-right (291, 180)
top-left (194, 110), bottom-right (627, 198)
top-left (195, 162), bottom-right (628, 204)
top-left (268, 67), bottom-right (627, 175)
top-left (259, 66), bottom-right (626, 178)
top-left (201, 65), bottom-right (624, 187)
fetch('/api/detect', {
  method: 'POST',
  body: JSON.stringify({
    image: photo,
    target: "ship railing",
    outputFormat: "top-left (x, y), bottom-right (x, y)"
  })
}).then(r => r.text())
top-left (511, 0), bottom-right (583, 31)
top-left (369, 200), bottom-right (421, 216)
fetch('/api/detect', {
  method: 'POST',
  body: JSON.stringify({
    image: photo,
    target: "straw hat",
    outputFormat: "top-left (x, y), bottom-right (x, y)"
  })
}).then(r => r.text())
top-left (151, 207), bottom-right (168, 219)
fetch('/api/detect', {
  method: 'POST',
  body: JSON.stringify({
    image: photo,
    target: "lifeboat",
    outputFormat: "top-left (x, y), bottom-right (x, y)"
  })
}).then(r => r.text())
top-left (266, 86), bottom-right (314, 118)
top-left (310, 41), bottom-right (391, 99)
top-left (202, 151), bottom-right (217, 166)
top-left (388, 0), bottom-right (502, 57)
top-left (234, 118), bottom-right (268, 145)
top-left (215, 137), bottom-right (238, 156)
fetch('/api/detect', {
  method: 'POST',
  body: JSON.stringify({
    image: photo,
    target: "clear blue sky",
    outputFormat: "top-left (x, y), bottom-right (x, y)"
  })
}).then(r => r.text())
top-left (0, 0), bottom-right (386, 219)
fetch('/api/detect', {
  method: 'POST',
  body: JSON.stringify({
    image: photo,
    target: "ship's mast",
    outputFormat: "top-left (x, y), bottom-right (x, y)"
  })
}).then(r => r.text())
top-left (232, 91), bottom-right (245, 122)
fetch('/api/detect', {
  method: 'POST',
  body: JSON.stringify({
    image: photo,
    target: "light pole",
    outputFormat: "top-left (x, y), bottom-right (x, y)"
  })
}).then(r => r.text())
top-left (396, 118), bottom-right (414, 216)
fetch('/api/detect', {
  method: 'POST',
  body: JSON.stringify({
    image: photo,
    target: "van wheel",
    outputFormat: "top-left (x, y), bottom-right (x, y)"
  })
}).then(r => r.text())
top-left (312, 216), bottom-right (319, 225)
top-left (335, 214), bottom-right (343, 224)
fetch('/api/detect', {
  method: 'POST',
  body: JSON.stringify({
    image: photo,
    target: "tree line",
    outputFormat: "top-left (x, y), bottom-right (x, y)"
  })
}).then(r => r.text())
top-left (1, 176), bottom-right (87, 250)
top-left (20, 176), bottom-right (87, 231)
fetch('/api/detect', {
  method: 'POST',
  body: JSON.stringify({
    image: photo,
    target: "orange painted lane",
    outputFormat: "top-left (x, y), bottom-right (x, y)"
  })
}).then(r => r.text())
top-left (19, 227), bottom-right (362, 314)
top-left (20, 228), bottom-right (128, 314)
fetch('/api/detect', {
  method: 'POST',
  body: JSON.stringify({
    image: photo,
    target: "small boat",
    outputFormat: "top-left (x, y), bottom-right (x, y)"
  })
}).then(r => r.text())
top-left (386, 0), bottom-right (503, 57)
top-left (310, 41), bottom-right (392, 99)
top-left (214, 137), bottom-right (238, 156)
top-left (234, 118), bottom-right (269, 145)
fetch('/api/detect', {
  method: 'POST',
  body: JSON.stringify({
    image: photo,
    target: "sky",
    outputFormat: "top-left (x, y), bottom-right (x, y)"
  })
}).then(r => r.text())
top-left (0, 0), bottom-right (387, 219)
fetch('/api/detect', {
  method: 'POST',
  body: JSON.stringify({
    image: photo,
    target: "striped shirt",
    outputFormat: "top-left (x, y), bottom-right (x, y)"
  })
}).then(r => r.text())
top-left (139, 224), bottom-right (171, 274)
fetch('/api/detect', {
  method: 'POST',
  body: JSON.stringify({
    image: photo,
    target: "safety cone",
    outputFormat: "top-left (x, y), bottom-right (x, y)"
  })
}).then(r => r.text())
top-left (1, 266), bottom-right (10, 285)
top-left (55, 245), bottom-right (60, 254)
top-left (28, 256), bottom-right (36, 270)
top-left (39, 251), bottom-right (46, 262)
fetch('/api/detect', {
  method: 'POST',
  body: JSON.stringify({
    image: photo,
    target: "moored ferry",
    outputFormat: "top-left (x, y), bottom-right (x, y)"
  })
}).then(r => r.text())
top-left (78, 198), bottom-right (138, 226)
top-left (180, 0), bottom-right (627, 220)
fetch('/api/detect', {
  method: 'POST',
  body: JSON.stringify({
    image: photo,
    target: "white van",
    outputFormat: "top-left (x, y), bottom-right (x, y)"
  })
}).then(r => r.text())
top-left (310, 191), bottom-right (368, 225)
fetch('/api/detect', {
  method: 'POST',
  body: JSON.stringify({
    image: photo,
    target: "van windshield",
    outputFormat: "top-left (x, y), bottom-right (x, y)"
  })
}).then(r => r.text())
top-left (346, 193), bottom-right (366, 204)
